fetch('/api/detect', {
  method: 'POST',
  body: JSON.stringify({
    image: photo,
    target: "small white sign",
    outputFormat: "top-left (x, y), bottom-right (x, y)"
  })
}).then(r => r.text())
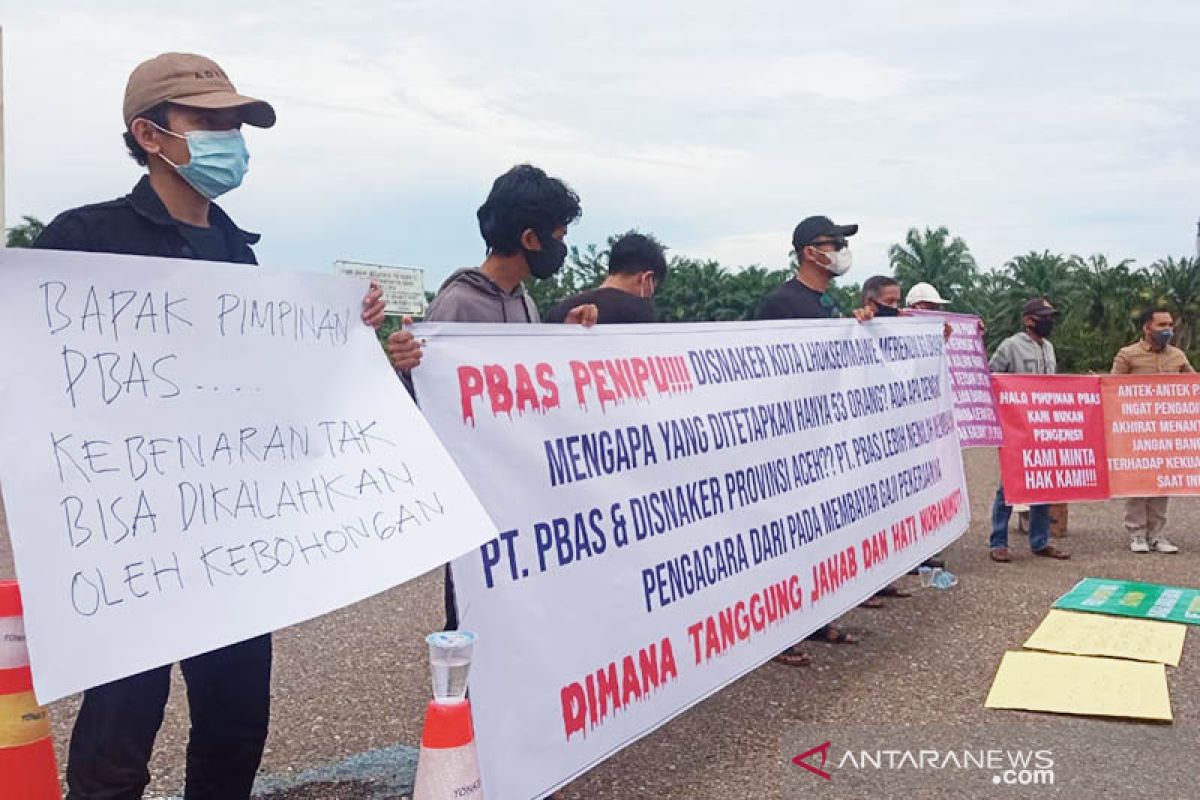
top-left (335, 260), bottom-right (427, 317)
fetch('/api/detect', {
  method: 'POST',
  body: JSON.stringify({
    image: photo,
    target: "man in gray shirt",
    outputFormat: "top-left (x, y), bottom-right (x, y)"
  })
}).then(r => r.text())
top-left (987, 298), bottom-right (1071, 562)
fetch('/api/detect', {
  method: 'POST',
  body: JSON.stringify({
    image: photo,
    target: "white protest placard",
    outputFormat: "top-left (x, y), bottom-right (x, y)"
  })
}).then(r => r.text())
top-left (0, 249), bottom-right (497, 703)
top-left (334, 260), bottom-right (427, 317)
top-left (412, 318), bottom-right (970, 800)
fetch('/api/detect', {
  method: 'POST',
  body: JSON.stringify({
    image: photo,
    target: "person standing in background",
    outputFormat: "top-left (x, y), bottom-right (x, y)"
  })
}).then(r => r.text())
top-left (545, 231), bottom-right (667, 323)
top-left (1112, 307), bottom-right (1195, 553)
top-left (858, 275), bottom-right (920, 605)
top-left (904, 282), bottom-right (951, 311)
top-left (390, 163), bottom-right (597, 634)
top-left (756, 215), bottom-right (869, 665)
top-left (987, 298), bottom-right (1071, 563)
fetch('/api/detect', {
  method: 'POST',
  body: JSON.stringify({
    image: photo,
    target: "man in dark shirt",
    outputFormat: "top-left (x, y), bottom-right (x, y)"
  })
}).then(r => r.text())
top-left (545, 231), bottom-right (667, 323)
top-left (32, 52), bottom-right (394, 800)
top-left (756, 216), bottom-right (869, 666)
top-left (755, 216), bottom-right (863, 321)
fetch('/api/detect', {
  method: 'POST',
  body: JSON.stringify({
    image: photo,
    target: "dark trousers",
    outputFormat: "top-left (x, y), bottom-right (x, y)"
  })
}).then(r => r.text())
top-left (66, 634), bottom-right (272, 800)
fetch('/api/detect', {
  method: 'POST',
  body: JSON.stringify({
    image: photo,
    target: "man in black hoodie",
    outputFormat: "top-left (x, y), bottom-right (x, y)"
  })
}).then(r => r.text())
top-left (388, 164), bottom-right (596, 630)
top-left (406, 164), bottom-right (597, 327)
top-left (384, 165), bottom-right (592, 375)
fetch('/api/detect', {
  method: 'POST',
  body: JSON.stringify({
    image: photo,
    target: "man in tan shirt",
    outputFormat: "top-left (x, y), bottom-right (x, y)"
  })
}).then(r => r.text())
top-left (1112, 307), bottom-right (1196, 553)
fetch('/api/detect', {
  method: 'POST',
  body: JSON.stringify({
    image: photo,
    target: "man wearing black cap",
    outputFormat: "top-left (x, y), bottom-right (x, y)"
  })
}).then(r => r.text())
top-left (756, 217), bottom-right (867, 665)
top-left (756, 216), bottom-right (865, 321)
top-left (987, 298), bottom-right (1071, 563)
top-left (32, 52), bottom-right (407, 800)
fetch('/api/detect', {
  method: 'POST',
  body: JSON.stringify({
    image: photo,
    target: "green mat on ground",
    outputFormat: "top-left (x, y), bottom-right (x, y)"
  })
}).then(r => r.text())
top-left (1054, 578), bottom-right (1200, 625)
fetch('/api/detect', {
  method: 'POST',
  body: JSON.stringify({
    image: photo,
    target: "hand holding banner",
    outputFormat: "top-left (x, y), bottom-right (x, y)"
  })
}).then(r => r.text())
top-left (908, 310), bottom-right (1001, 447)
top-left (1101, 375), bottom-right (1200, 496)
top-left (0, 249), bottom-right (498, 702)
top-left (994, 375), bottom-right (1108, 504)
top-left (996, 374), bottom-right (1200, 503)
top-left (412, 317), bottom-right (969, 800)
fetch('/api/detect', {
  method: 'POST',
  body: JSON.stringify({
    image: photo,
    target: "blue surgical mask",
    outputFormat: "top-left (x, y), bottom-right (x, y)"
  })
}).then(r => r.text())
top-left (153, 123), bottom-right (249, 199)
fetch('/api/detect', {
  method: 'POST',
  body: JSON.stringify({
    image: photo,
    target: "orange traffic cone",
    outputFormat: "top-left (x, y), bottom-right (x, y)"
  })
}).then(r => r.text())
top-left (0, 581), bottom-right (60, 799)
top-left (412, 699), bottom-right (482, 800)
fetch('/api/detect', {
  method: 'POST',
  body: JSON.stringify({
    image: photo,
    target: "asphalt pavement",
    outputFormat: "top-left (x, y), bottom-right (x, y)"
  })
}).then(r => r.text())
top-left (4, 448), bottom-right (1200, 799)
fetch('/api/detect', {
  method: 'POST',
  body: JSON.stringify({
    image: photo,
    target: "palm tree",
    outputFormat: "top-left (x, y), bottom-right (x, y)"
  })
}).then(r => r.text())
top-left (962, 270), bottom-right (1010, 349)
top-left (1070, 254), bottom-right (1142, 330)
top-left (657, 258), bottom-right (753, 321)
top-left (5, 215), bottom-right (45, 248)
top-left (998, 250), bottom-right (1078, 321)
top-left (887, 226), bottom-right (978, 303)
top-left (1149, 256), bottom-right (1200, 350)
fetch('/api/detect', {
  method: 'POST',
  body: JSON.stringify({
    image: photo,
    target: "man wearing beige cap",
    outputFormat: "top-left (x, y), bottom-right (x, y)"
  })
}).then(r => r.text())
top-left (904, 281), bottom-right (951, 310)
top-left (33, 52), bottom-right (415, 800)
top-left (38, 52), bottom-right (277, 256)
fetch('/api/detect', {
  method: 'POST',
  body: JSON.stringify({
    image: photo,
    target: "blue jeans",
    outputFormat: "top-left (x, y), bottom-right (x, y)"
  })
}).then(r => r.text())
top-left (990, 484), bottom-right (1049, 552)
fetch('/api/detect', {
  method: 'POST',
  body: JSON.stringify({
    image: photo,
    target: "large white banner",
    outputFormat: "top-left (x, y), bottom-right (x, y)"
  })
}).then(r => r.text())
top-left (412, 317), bottom-right (970, 800)
top-left (0, 249), bottom-right (497, 702)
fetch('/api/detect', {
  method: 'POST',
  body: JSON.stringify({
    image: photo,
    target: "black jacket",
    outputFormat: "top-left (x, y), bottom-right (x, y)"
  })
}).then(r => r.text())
top-left (33, 175), bottom-right (260, 264)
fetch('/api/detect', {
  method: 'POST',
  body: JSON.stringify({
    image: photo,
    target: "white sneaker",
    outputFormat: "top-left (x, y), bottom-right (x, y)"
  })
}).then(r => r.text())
top-left (1130, 536), bottom-right (1150, 553)
top-left (1152, 538), bottom-right (1179, 554)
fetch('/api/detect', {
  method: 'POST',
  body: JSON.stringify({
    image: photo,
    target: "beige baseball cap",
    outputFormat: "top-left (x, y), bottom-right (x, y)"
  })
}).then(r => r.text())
top-left (123, 52), bottom-right (276, 128)
top-left (905, 282), bottom-right (950, 306)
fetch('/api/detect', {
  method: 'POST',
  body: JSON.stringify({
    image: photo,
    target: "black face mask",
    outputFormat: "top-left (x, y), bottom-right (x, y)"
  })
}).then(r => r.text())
top-left (874, 303), bottom-right (900, 318)
top-left (1031, 317), bottom-right (1054, 338)
top-left (525, 235), bottom-right (568, 280)
top-left (1152, 329), bottom-right (1175, 349)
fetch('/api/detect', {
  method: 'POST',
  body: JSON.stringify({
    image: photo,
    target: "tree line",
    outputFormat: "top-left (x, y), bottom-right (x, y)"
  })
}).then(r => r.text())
top-left (528, 226), bottom-right (1200, 374)
top-left (10, 216), bottom-right (1197, 374)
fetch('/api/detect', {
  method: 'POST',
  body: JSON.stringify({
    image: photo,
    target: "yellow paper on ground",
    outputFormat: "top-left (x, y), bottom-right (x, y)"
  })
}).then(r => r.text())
top-left (985, 651), bottom-right (1172, 722)
top-left (1023, 609), bottom-right (1186, 666)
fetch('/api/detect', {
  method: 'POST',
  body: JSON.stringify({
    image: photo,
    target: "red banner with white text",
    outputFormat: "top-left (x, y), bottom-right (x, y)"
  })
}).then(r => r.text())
top-left (994, 374), bottom-right (1108, 504)
top-left (996, 374), bottom-right (1200, 503)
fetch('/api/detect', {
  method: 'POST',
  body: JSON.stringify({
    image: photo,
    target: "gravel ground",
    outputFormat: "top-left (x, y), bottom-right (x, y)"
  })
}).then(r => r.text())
top-left (5, 448), bottom-right (1200, 799)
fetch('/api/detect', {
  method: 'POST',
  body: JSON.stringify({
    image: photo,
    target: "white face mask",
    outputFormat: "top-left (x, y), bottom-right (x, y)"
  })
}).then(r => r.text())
top-left (813, 246), bottom-right (853, 276)
top-left (640, 272), bottom-right (657, 300)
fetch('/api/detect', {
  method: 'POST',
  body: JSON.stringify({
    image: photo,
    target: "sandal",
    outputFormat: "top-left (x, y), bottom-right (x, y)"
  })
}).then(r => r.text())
top-left (772, 645), bottom-right (812, 666)
top-left (861, 595), bottom-right (886, 609)
top-left (907, 557), bottom-right (945, 574)
top-left (807, 623), bottom-right (859, 645)
top-left (875, 584), bottom-right (912, 598)
top-left (1033, 545), bottom-right (1070, 560)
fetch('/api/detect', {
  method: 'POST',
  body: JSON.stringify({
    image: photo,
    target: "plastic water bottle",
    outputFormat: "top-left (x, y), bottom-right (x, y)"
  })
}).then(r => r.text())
top-left (932, 569), bottom-right (958, 590)
top-left (427, 631), bottom-right (476, 702)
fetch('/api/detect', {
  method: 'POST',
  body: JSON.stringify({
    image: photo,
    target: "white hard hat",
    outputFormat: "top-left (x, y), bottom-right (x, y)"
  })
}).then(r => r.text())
top-left (905, 282), bottom-right (950, 306)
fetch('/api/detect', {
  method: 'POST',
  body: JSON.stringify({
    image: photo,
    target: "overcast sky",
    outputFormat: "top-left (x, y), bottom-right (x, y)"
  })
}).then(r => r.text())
top-left (4, 1), bottom-right (1200, 290)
